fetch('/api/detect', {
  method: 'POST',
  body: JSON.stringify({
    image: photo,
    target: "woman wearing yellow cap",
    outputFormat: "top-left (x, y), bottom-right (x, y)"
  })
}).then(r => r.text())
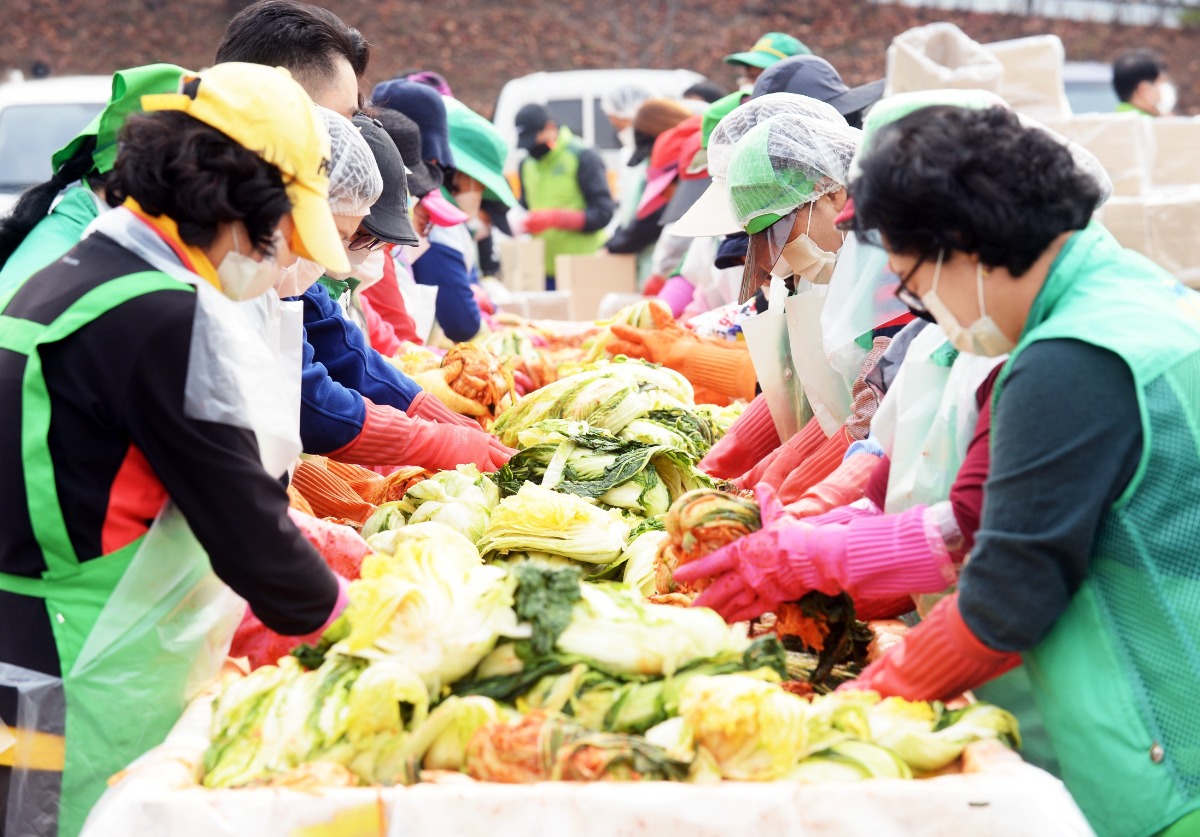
top-left (0, 63), bottom-right (349, 835)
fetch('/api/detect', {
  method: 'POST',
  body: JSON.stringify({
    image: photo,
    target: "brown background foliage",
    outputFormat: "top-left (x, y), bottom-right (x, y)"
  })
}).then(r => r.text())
top-left (5, 0), bottom-right (1198, 116)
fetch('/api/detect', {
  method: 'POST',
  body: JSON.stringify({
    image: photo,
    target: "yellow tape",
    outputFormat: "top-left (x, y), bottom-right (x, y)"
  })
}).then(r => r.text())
top-left (0, 725), bottom-right (66, 771)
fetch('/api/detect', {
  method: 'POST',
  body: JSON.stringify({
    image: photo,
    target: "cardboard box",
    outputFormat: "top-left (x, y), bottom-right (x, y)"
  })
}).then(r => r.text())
top-left (1100, 192), bottom-right (1200, 287)
top-left (1150, 117), bottom-right (1200, 190)
top-left (498, 291), bottom-right (572, 322)
top-left (554, 253), bottom-right (637, 321)
top-left (886, 22), bottom-right (1004, 97)
top-left (985, 35), bottom-right (1071, 122)
top-left (1042, 113), bottom-right (1152, 197)
top-left (498, 237), bottom-right (546, 292)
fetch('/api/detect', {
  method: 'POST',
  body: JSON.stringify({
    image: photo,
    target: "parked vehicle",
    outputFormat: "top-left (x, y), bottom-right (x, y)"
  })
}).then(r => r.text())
top-left (1063, 61), bottom-right (1118, 114)
top-left (0, 75), bottom-right (111, 214)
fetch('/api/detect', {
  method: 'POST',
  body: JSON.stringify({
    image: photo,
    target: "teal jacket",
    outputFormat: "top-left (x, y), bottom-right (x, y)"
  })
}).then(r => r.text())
top-left (0, 187), bottom-right (102, 294)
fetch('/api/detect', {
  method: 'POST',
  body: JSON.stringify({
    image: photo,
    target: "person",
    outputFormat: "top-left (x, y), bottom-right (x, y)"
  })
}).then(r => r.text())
top-left (600, 83), bottom-right (653, 152)
top-left (751, 55), bottom-right (884, 129)
top-left (606, 99), bottom-right (694, 281)
top-left (213, 0), bottom-right (363, 118)
top-left (0, 63), bottom-right (349, 836)
top-left (1112, 48), bottom-right (1174, 116)
top-left (514, 103), bottom-right (616, 288)
top-left (0, 64), bottom-right (187, 294)
top-left (295, 109), bottom-right (510, 471)
top-left (724, 31), bottom-right (811, 90)
top-left (683, 79), bottom-right (728, 104)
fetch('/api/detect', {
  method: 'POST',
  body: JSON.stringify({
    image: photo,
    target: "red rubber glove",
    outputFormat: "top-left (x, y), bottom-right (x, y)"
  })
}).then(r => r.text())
top-left (332, 400), bottom-right (515, 472)
top-left (642, 273), bottom-right (667, 297)
top-left (840, 593), bottom-right (1021, 702)
top-left (524, 209), bottom-right (586, 234)
top-left (699, 395), bottom-right (781, 480)
top-left (231, 575), bottom-right (350, 670)
top-left (776, 425), bottom-right (853, 503)
top-left (676, 489), bottom-right (956, 624)
top-left (784, 452), bottom-right (881, 518)
top-left (406, 390), bottom-right (482, 429)
top-left (737, 417), bottom-right (826, 490)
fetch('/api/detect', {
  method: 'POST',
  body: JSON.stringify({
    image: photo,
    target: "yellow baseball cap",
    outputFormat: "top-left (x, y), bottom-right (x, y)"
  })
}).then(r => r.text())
top-left (141, 62), bottom-right (349, 274)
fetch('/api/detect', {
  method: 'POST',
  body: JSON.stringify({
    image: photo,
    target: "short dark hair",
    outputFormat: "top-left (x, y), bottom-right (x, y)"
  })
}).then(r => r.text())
top-left (214, 0), bottom-right (359, 92)
top-left (107, 111), bottom-right (292, 253)
top-left (852, 105), bottom-right (1099, 277)
top-left (1112, 49), bottom-right (1166, 102)
top-left (683, 79), bottom-right (728, 103)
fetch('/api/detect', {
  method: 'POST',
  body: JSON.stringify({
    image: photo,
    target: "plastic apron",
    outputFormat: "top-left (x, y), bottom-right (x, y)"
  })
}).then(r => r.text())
top-left (868, 326), bottom-right (1056, 774)
top-left (742, 275), bottom-right (810, 441)
top-left (0, 211), bottom-right (299, 835)
top-left (784, 286), bottom-right (854, 436)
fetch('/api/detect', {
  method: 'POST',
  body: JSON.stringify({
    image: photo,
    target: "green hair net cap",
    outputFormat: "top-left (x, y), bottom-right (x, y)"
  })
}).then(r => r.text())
top-left (725, 111), bottom-right (861, 232)
top-left (51, 63), bottom-right (189, 176)
top-left (701, 91), bottom-right (747, 149)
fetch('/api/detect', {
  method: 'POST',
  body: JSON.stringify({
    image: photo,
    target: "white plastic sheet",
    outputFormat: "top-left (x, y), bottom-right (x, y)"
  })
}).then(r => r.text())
top-left (83, 685), bottom-right (1095, 837)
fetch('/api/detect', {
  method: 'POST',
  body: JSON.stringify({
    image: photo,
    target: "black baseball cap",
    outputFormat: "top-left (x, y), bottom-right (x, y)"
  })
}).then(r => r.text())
top-left (752, 55), bottom-right (884, 120)
top-left (353, 113), bottom-right (420, 247)
top-left (515, 103), bottom-right (552, 150)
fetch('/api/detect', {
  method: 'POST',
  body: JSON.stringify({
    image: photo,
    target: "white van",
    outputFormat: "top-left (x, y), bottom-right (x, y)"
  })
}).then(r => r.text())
top-left (492, 68), bottom-right (705, 178)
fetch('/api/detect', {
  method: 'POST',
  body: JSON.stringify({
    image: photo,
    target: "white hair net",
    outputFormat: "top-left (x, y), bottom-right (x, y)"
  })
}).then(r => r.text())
top-left (708, 93), bottom-right (847, 181)
top-left (315, 106), bottom-right (383, 217)
top-left (600, 84), bottom-right (654, 120)
top-left (726, 112), bottom-right (861, 230)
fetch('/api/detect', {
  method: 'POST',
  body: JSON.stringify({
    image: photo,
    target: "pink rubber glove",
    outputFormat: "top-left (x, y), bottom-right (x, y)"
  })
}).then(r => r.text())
top-left (785, 452), bottom-right (881, 518)
top-left (840, 593), bottom-right (1020, 702)
top-left (524, 209), bottom-right (586, 234)
top-left (231, 575), bottom-right (350, 670)
top-left (699, 395), bottom-right (781, 480)
top-left (332, 400), bottom-right (515, 472)
top-left (656, 275), bottom-right (696, 318)
top-left (406, 390), bottom-right (482, 429)
top-left (675, 499), bottom-right (956, 624)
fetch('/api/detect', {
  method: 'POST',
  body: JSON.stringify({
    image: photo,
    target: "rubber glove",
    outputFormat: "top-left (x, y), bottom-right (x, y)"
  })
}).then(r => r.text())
top-left (656, 275), bottom-right (696, 317)
top-left (839, 593), bottom-right (1020, 702)
top-left (331, 400), bottom-right (515, 472)
top-left (642, 274), bottom-right (667, 296)
top-left (775, 426), bottom-right (853, 503)
top-left (524, 209), bottom-right (586, 234)
top-left (607, 301), bottom-right (692, 363)
top-left (699, 394), bottom-right (781, 480)
top-left (737, 417), bottom-right (827, 490)
top-left (406, 390), bottom-right (483, 428)
top-left (784, 452), bottom-right (882, 518)
top-left (231, 575), bottom-right (350, 670)
top-left (675, 497), bottom-right (957, 624)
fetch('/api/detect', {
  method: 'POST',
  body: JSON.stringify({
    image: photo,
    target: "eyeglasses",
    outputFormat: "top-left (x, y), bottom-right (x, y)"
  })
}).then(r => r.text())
top-left (348, 229), bottom-right (386, 252)
top-left (893, 253), bottom-right (934, 321)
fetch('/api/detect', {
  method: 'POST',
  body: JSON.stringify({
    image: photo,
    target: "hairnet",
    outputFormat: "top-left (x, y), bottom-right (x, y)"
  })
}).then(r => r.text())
top-left (708, 92), bottom-right (846, 181)
top-left (315, 106), bottom-right (384, 217)
top-left (600, 84), bottom-right (654, 120)
top-left (726, 112), bottom-right (861, 231)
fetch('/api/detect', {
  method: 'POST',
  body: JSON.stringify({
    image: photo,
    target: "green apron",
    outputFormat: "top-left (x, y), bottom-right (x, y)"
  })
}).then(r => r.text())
top-left (0, 273), bottom-right (243, 836)
top-left (520, 126), bottom-right (607, 277)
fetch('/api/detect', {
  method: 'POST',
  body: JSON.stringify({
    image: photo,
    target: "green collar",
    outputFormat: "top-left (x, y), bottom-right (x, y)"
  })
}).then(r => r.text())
top-left (1020, 223), bottom-right (1110, 342)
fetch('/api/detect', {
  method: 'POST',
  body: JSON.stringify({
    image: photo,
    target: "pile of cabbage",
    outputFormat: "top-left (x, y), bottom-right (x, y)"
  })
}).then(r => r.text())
top-left (203, 526), bottom-right (1019, 789)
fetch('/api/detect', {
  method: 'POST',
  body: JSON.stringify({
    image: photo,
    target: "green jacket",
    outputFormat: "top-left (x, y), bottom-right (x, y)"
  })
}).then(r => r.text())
top-left (995, 223), bottom-right (1200, 837)
top-left (519, 126), bottom-right (609, 276)
top-left (0, 186), bottom-right (101, 294)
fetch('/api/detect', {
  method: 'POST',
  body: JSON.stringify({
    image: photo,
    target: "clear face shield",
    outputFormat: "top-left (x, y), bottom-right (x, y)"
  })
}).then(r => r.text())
top-left (740, 207), bottom-right (797, 304)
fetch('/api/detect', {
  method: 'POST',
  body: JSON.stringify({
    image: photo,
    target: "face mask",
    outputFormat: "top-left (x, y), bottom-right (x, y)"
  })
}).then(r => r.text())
top-left (1158, 81), bottom-right (1177, 115)
top-left (217, 226), bottom-right (277, 301)
top-left (617, 125), bottom-right (635, 149)
top-left (325, 245), bottom-right (370, 281)
top-left (528, 143), bottom-right (552, 160)
top-left (455, 187), bottom-right (483, 221)
top-left (780, 206), bottom-right (839, 285)
top-left (920, 250), bottom-right (1015, 357)
top-left (352, 250), bottom-right (387, 293)
top-left (275, 257), bottom-right (325, 298)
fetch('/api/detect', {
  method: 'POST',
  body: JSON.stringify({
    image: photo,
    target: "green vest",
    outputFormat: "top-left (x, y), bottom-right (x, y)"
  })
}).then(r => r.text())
top-left (994, 223), bottom-right (1200, 837)
top-left (520, 126), bottom-right (606, 276)
top-left (0, 186), bottom-right (101, 294)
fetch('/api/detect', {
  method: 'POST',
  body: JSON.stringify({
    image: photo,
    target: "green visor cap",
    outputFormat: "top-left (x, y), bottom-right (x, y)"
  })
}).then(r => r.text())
top-left (51, 63), bottom-right (189, 176)
top-left (851, 89), bottom-right (1006, 181)
top-left (727, 120), bottom-right (819, 233)
top-left (445, 99), bottom-right (518, 208)
top-left (724, 32), bottom-right (811, 70)
top-left (701, 91), bottom-right (747, 150)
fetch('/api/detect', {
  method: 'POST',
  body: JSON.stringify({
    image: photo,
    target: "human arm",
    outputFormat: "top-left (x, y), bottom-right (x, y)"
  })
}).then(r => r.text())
top-left (605, 207), bottom-right (665, 254)
top-left (575, 147), bottom-right (616, 232)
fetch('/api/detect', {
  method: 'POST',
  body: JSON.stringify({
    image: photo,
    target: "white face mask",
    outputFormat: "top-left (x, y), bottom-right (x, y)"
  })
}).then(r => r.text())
top-left (275, 257), bottom-right (326, 298)
top-left (217, 226), bottom-right (277, 301)
top-left (779, 205), bottom-right (839, 285)
top-left (325, 245), bottom-right (370, 281)
top-left (1157, 81), bottom-right (1177, 115)
top-left (351, 249), bottom-right (387, 293)
top-left (920, 250), bottom-right (1014, 357)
